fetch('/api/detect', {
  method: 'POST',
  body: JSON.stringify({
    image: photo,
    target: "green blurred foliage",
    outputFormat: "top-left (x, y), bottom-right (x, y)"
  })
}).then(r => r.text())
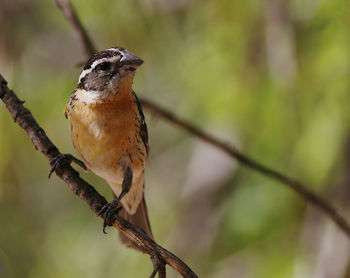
top-left (1, 0), bottom-right (350, 277)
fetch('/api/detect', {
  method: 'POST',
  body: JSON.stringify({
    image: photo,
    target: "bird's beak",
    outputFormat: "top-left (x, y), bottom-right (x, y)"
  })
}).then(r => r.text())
top-left (120, 52), bottom-right (144, 67)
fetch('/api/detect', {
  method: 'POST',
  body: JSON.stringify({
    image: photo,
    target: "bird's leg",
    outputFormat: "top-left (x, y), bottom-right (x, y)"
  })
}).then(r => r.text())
top-left (49, 153), bottom-right (87, 178)
top-left (98, 166), bottom-right (133, 233)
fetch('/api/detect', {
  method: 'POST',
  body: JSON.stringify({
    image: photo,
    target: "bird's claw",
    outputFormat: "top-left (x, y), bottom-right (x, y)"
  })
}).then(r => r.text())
top-left (49, 153), bottom-right (87, 178)
top-left (98, 200), bottom-right (122, 234)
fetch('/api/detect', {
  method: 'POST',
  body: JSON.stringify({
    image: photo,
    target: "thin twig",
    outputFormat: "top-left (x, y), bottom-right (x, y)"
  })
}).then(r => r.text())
top-left (140, 99), bottom-right (350, 237)
top-left (0, 74), bottom-right (198, 278)
top-left (53, 0), bottom-right (96, 57)
top-left (53, 0), bottom-right (350, 239)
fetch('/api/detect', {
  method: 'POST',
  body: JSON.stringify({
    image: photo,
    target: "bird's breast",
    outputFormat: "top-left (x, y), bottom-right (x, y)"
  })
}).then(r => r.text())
top-left (67, 93), bottom-right (146, 183)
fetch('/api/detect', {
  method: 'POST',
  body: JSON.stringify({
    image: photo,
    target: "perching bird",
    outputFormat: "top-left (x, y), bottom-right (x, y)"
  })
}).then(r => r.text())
top-left (63, 47), bottom-right (152, 250)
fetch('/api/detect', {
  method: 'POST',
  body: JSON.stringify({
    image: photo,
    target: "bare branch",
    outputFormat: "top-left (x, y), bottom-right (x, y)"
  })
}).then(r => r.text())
top-left (140, 98), bottom-right (350, 237)
top-left (54, 0), bottom-right (96, 57)
top-left (0, 74), bottom-right (198, 278)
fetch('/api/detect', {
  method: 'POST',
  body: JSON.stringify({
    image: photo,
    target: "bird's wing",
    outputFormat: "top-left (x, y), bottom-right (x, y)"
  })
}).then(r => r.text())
top-left (132, 90), bottom-right (149, 156)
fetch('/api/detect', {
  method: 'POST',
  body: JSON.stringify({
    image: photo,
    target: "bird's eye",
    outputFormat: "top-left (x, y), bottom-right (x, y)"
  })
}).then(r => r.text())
top-left (97, 62), bottom-right (111, 71)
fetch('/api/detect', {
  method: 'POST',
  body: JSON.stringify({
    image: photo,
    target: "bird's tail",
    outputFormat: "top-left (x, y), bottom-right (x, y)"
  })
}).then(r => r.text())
top-left (118, 195), bottom-right (153, 253)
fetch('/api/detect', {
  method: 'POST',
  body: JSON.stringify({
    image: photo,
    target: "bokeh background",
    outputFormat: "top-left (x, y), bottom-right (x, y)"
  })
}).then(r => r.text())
top-left (1, 0), bottom-right (350, 277)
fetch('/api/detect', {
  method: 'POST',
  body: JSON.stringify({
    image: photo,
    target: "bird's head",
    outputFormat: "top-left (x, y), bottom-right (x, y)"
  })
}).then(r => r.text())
top-left (77, 47), bottom-right (143, 101)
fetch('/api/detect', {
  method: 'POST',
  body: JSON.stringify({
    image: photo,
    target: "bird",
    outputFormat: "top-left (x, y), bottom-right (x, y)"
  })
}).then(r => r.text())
top-left (59, 47), bottom-right (152, 251)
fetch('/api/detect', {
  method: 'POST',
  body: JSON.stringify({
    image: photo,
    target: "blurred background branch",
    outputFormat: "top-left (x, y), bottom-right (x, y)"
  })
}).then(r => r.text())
top-left (54, 0), bottom-right (96, 58)
top-left (140, 99), bottom-right (350, 237)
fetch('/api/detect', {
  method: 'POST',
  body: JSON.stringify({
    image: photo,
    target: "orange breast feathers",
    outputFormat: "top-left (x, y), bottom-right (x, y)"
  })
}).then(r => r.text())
top-left (66, 89), bottom-right (147, 188)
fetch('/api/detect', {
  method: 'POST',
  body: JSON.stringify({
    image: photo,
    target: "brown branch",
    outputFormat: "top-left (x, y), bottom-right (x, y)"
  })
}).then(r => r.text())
top-left (53, 0), bottom-right (96, 57)
top-left (0, 74), bottom-right (198, 277)
top-left (140, 99), bottom-right (350, 237)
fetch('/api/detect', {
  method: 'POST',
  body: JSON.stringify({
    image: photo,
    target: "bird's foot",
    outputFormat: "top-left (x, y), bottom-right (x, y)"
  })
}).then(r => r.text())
top-left (49, 153), bottom-right (87, 178)
top-left (98, 200), bottom-right (122, 234)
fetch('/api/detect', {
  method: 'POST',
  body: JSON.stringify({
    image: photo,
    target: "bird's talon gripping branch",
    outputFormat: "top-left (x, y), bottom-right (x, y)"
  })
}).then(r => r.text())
top-left (98, 200), bottom-right (122, 234)
top-left (150, 251), bottom-right (166, 278)
top-left (49, 153), bottom-right (87, 178)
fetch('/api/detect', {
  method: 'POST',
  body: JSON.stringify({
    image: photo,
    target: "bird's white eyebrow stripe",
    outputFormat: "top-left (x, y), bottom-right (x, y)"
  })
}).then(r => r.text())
top-left (78, 56), bottom-right (121, 83)
top-left (107, 47), bottom-right (124, 52)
